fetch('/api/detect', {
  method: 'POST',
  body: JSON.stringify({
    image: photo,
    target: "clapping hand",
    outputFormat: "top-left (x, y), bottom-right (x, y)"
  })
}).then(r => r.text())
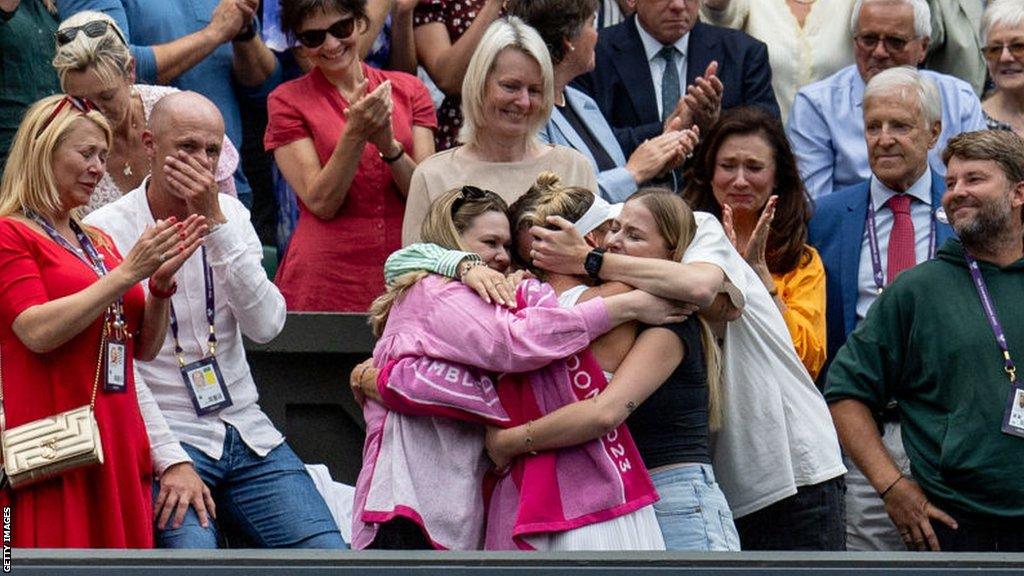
top-left (349, 358), bottom-right (380, 406)
top-left (685, 61), bottom-right (724, 132)
top-left (235, 0), bottom-right (259, 26)
top-left (121, 215), bottom-right (207, 287)
top-left (344, 79), bottom-right (394, 146)
top-left (209, 0), bottom-right (248, 43)
top-left (722, 196), bottom-right (777, 278)
top-left (628, 126), bottom-right (700, 182)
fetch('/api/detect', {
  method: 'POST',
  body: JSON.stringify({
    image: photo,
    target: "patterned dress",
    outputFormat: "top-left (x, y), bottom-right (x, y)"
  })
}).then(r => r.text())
top-left (413, 0), bottom-right (494, 151)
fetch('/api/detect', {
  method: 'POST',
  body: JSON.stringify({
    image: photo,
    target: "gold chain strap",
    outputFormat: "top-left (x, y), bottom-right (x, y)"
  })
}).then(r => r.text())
top-left (0, 323), bottom-right (107, 429)
top-left (90, 325), bottom-right (108, 411)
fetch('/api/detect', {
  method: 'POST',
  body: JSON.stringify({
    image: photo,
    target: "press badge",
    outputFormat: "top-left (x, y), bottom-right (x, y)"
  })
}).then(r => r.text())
top-left (181, 356), bottom-right (233, 415)
top-left (1002, 383), bottom-right (1024, 439)
top-left (104, 339), bottom-right (127, 392)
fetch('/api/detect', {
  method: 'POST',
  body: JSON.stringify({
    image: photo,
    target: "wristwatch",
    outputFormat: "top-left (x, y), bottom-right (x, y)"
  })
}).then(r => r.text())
top-left (584, 248), bottom-right (606, 281)
top-left (380, 141), bottom-right (404, 164)
top-left (233, 23), bottom-right (256, 42)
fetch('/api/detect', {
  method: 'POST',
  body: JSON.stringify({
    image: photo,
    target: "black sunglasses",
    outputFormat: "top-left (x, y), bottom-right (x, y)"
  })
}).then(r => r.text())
top-left (451, 186), bottom-right (489, 216)
top-left (56, 20), bottom-right (128, 48)
top-left (295, 18), bottom-right (357, 49)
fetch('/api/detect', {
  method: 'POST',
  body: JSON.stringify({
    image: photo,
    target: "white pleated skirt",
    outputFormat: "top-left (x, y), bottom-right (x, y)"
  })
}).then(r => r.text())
top-left (524, 504), bottom-right (666, 551)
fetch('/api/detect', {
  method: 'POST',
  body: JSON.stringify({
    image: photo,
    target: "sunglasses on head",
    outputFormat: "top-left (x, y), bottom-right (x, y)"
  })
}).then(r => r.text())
top-left (36, 95), bottom-right (95, 139)
top-left (295, 17), bottom-right (357, 49)
top-left (56, 20), bottom-right (128, 48)
top-left (982, 42), bottom-right (1024, 62)
top-left (451, 185), bottom-right (489, 216)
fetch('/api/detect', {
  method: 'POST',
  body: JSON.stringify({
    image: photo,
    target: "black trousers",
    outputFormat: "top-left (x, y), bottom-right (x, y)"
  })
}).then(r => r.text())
top-left (366, 517), bottom-right (433, 550)
top-left (734, 475), bottom-right (847, 551)
top-left (932, 514), bottom-right (1024, 552)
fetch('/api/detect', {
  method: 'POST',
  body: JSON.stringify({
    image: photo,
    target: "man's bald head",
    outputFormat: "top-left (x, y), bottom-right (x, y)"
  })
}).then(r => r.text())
top-left (148, 91), bottom-right (224, 137)
top-left (144, 91), bottom-right (226, 204)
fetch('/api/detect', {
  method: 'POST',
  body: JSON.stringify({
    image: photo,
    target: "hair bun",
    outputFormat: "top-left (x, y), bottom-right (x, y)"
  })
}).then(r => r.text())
top-left (535, 171), bottom-right (562, 192)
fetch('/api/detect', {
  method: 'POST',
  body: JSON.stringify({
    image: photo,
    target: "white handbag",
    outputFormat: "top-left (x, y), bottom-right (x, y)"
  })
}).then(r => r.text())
top-left (0, 334), bottom-right (105, 489)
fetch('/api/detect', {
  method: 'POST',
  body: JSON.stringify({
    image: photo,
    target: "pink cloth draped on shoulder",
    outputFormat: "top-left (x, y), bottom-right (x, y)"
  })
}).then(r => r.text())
top-left (351, 276), bottom-right (657, 550)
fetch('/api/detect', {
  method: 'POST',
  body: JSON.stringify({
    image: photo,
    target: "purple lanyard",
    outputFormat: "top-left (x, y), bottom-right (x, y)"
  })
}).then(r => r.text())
top-left (964, 252), bottom-right (1017, 384)
top-left (27, 211), bottom-right (126, 335)
top-left (28, 210), bottom-right (108, 276)
top-left (865, 199), bottom-right (937, 293)
top-left (168, 247), bottom-right (217, 366)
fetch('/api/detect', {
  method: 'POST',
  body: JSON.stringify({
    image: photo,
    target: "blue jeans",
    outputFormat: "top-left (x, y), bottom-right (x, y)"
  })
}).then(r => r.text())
top-left (154, 425), bottom-right (346, 549)
top-left (651, 464), bottom-right (741, 551)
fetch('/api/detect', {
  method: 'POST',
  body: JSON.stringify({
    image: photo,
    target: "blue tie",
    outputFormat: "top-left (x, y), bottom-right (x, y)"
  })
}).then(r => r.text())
top-left (658, 46), bottom-right (680, 122)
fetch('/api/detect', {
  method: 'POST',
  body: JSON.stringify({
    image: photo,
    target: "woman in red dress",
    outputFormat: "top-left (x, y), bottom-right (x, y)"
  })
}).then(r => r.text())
top-left (266, 0), bottom-right (437, 312)
top-left (0, 94), bottom-right (204, 547)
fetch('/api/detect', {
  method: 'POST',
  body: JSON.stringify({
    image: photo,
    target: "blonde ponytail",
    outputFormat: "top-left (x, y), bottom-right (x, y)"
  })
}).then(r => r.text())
top-left (368, 271), bottom-right (430, 338)
top-left (698, 319), bottom-right (724, 431)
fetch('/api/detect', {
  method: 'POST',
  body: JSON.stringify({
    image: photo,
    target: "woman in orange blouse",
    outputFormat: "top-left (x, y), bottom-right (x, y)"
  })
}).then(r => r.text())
top-left (684, 107), bottom-right (825, 379)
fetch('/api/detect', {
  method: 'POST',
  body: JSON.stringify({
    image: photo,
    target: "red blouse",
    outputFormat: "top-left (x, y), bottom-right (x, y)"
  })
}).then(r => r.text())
top-left (265, 65), bottom-right (437, 312)
top-left (0, 218), bottom-right (152, 548)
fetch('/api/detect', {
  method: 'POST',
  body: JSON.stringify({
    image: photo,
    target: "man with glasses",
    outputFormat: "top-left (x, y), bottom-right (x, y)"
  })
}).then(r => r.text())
top-left (786, 0), bottom-right (984, 200)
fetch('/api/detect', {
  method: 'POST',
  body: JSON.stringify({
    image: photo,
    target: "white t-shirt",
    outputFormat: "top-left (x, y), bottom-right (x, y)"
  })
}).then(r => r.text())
top-left (685, 213), bottom-right (846, 518)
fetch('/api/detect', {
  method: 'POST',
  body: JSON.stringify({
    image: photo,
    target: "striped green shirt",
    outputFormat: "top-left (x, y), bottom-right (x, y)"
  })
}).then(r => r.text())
top-left (384, 243), bottom-right (479, 285)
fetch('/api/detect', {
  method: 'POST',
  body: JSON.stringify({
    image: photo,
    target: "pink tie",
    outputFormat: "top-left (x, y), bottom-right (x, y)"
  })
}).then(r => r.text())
top-left (886, 194), bottom-right (915, 284)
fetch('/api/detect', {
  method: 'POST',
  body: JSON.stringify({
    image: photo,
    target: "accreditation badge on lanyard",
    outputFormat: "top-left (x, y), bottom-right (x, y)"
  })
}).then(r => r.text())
top-left (964, 253), bottom-right (1024, 439)
top-left (172, 248), bottom-right (233, 416)
top-left (104, 306), bottom-right (129, 393)
top-left (27, 211), bottom-right (129, 391)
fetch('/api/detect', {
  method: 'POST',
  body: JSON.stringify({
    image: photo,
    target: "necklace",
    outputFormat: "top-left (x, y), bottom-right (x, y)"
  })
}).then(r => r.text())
top-left (123, 89), bottom-right (144, 178)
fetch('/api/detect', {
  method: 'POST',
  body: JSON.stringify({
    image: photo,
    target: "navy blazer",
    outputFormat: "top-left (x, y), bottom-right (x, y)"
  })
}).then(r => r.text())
top-left (808, 172), bottom-right (955, 366)
top-left (573, 17), bottom-right (780, 156)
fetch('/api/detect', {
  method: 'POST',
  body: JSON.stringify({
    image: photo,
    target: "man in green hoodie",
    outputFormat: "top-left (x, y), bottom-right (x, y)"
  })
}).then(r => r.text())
top-left (826, 129), bottom-right (1024, 553)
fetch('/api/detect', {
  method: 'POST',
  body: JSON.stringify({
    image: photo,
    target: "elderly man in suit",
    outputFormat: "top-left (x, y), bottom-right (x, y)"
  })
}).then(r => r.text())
top-left (809, 67), bottom-right (955, 551)
top-left (786, 0), bottom-right (984, 200)
top-left (574, 0), bottom-right (779, 158)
